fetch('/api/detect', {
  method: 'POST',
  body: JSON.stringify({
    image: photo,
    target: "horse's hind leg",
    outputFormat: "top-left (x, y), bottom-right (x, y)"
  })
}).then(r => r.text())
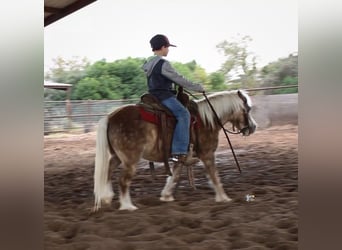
top-left (99, 154), bottom-right (121, 205)
top-left (160, 162), bottom-right (182, 202)
top-left (203, 155), bottom-right (232, 202)
top-left (118, 161), bottom-right (138, 211)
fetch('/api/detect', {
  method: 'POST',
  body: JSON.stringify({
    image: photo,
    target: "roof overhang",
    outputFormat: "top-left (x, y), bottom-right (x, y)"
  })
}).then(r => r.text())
top-left (44, 0), bottom-right (97, 27)
top-left (44, 82), bottom-right (72, 91)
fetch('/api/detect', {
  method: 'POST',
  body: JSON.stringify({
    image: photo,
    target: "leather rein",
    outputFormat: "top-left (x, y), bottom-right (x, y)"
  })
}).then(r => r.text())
top-left (188, 90), bottom-right (251, 174)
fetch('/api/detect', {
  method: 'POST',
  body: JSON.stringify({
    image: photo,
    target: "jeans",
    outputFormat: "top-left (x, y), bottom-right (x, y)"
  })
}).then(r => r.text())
top-left (161, 96), bottom-right (190, 155)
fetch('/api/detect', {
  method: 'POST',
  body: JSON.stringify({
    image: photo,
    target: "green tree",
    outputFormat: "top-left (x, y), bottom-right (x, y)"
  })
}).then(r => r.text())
top-left (260, 53), bottom-right (298, 94)
top-left (72, 75), bottom-right (122, 100)
top-left (106, 57), bottom-right (147, 99)
top-left (216, 35), bottom-right (257, 89)
top-left (172, 60), bottom-right (209, 90)
top-left (172, 62), bottom-right (193, 80)
top-left (208, 71), bottom-right (226, 91)
top-left (86, 59), bottom-right (109, 78)
top-left (192, 65), bottom-right (209, 86)
top-left (44, 56), bottom-right (90, 100)
top-left (80, 57), bottom-right (147, 99)
top-left (45, 56), bottom-right (213, 100)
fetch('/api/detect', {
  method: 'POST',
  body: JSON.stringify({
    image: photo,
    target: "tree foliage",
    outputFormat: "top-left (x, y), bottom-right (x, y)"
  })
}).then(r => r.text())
top-left (105, 57), bottom-right (147, 99)
top-left (72, 75), bottom-right (122, 100)
top-left (45, 56), bottom-right (230, 100)
top-left (44, 42), bottom-right (297, 100)
top-left (75, 57), bottom-right (147, 100)
top-left (216, 35), bottom-right (257, 89)
top-left (260, 53), bottom-right (298, 94)
top-left (172, 60), bottom-right (209, 89)
top-left (208, 72), bottom-right (226, 91)
top-left (44, 56), bottom-right (90, 100)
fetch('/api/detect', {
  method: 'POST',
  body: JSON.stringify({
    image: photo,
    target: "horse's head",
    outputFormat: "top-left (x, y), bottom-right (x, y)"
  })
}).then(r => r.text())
top-left (196, 90), bottom-right (257, 135)
top-left (230, 90), bottom-right (257, 136)
top-left (233, 90), bottom-right (257, 136)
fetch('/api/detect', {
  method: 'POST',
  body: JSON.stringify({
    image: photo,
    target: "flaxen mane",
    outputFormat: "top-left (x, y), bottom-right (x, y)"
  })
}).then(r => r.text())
top-left (195, 90), bottom-right (252, 129)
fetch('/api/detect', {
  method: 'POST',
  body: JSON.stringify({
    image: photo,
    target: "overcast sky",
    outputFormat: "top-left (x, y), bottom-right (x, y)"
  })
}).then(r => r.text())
top-left (44, 0), bottom-right (297, 73)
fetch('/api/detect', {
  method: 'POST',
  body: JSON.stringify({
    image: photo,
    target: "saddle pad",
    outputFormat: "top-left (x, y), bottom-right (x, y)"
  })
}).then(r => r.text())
top-left (138, 106), bottom-right (173, 125)
top-left (138, 106), bottom-right (200, 129)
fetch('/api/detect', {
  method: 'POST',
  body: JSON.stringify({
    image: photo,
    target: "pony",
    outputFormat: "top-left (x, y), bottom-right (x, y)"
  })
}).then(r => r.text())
top-left (93, 90), bottom-right (257, 211)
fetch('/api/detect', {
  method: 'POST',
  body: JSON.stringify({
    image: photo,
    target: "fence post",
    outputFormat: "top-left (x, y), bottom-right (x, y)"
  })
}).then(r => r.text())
top-left (66, 99), bottom-right (72, 132)
top-left (85, 99), bottom-right (92, 133)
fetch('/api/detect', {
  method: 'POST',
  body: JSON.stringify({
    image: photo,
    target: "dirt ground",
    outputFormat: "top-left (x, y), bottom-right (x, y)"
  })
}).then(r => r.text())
top-left (44, 124), bottom-right (298, 250)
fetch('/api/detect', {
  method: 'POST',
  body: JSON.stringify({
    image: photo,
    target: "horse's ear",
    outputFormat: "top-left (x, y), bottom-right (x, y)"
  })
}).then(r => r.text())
top-left (237, 90), bottom-right (247, 103)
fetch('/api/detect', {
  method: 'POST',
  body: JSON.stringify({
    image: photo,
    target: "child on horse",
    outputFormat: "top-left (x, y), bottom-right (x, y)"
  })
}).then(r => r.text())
top-left (142, 34), bottom-right (205, 165)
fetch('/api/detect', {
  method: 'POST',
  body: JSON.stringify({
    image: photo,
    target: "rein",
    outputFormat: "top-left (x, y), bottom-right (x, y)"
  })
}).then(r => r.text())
top-left (202, 91), bottom-right (242, 173)
top-left (224, 127), bottom-right (244, 135)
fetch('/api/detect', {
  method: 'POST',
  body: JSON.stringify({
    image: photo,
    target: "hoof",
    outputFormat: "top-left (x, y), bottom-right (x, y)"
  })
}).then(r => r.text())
top-left (91, 206), bottom-right (100, 213)
top-left (103, 198), bottom-right (112, 205)
top-left (215, 196), bottom-right (232, 203)
top-left (160, 195), bottom-right (175, 202)
top-left (119, 205), bottom-right (138, 211)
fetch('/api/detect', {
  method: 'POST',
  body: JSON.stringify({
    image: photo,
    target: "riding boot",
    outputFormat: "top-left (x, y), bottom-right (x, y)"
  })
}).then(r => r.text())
top-left (169, 154), bottom-right (199, 165)
top-left (184, 143), bottom-right (199, 166)
top-left (169, 144), bottom-right (199, 166)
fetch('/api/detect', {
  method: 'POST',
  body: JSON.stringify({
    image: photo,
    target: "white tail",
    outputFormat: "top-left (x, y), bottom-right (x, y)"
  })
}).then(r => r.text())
top-left (93, 116), bottom-right (114, 211)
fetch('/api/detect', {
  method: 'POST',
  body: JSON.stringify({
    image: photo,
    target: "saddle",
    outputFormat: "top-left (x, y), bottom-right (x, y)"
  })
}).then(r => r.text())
top-left (136, 87), bottom-right (199, 175)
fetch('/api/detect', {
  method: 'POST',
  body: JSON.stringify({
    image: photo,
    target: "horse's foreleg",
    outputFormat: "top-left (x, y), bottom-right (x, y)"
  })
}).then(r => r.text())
top-left (203, 156), bottom-right (232, 202)
top-left (118, 164), bottom-right (137, 211)
top-left (160, 163), bottom-right (182, 202)
top-left (149, 161), bottom-right (156, 180)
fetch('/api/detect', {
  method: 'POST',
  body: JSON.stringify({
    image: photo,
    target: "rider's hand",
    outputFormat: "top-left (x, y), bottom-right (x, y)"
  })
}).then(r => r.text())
top-left (195, 84), bottom-right (204, 93)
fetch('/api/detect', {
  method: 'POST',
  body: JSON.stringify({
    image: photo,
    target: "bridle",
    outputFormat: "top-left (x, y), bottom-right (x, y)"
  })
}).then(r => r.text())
top-left (184, 90), bottom-right (253, 173)
top-left (202, 91), bottom-right (252, 173)
top-left (184, 90), bottom-right (252, 135)
top-left (224, 102), bottom-right (251, 135)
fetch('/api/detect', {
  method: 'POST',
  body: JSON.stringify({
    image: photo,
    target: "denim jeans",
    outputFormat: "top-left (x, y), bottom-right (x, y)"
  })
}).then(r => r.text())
top-left (161, 96), bottom-right (190, 155)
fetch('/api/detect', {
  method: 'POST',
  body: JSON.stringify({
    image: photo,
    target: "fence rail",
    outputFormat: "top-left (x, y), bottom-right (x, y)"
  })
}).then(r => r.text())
top-left (44, 99), bottom-right (137, 134)
top-left (44, 85), bottom-right (298, 135)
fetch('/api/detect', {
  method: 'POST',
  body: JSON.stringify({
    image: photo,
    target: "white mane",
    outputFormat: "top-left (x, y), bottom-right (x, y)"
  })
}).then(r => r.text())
top-left (195, 90), bottom-right (252, 129)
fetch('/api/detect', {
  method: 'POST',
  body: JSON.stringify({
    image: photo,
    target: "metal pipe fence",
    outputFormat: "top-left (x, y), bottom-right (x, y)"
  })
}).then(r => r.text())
top-left (44, 85), bottom-right (297, 134)
top-left (44, 99), bottom-right (137, 134)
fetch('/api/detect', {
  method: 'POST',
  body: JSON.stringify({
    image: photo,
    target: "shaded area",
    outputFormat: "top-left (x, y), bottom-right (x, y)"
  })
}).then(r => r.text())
top-left (44, 125), bottom-right (298, 249)
top-left (45, 0), bottom-right (97, 27)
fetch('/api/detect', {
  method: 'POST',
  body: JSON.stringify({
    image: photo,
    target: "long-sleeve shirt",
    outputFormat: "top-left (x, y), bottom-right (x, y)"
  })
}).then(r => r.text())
top-left (142, 55), bottom-right (203, 101)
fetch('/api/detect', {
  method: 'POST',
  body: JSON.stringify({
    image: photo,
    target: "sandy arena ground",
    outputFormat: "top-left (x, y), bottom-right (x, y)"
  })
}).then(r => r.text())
top-left (44, 124), bottom-right (298, 250)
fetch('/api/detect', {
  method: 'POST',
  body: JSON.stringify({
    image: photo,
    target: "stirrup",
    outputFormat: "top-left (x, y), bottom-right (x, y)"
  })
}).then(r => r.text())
top-left (169, 154), bottom-right (199, 166)
top-left (169, 155), bottom-right (181, 163)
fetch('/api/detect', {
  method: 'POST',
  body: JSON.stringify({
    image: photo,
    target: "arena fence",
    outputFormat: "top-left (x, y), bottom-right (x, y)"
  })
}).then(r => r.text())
top-left (44, 85), bottom-right (298, 135)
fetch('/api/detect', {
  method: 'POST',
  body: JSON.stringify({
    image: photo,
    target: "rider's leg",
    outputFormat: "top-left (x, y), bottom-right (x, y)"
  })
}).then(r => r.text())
top-left (161, 96), bottom-right (199, 165)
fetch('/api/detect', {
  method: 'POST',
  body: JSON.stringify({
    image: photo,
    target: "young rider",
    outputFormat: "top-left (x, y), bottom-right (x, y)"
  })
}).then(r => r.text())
top-left (142, 34), bottom-right (205, 164)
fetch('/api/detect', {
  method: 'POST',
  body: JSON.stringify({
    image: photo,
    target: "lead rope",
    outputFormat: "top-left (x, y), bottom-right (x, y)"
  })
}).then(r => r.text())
top-left (202, 92), bottom-right (242, 173)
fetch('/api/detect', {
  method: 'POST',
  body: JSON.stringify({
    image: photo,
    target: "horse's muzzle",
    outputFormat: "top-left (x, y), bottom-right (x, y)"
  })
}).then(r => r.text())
top-left (241, 123), bottom-right (256, 136)
top-left (241, 127), bottom-right (250, 136)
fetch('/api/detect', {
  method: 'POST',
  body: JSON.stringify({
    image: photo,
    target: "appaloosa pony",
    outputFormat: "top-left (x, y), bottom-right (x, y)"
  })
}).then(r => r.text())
top-left (93, 90), bottom-right (257, 211)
